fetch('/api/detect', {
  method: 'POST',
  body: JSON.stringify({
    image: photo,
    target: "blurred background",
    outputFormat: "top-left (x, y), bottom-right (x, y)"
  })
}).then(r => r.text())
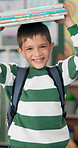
top-left (0, 0), bottom-right (78, 147)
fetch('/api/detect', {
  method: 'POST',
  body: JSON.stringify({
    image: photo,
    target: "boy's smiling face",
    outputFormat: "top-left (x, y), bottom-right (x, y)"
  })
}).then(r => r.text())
top-left (18, 34), bottom-right (54, 69)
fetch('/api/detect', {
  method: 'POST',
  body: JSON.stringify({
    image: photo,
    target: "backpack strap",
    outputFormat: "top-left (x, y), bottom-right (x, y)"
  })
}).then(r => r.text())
top-left (8, 67), bottom-right (29, 128)
top-left (46, 66), bottom-right (66, 118)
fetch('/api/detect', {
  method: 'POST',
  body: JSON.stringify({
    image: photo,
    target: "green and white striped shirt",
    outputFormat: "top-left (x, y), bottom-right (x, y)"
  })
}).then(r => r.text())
top-left (0, 24), bottom-right (78, 148)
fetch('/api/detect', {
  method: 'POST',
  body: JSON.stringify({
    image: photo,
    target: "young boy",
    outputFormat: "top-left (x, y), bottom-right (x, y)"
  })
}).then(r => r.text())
top-left (0, 4), bottom-right (78, 148)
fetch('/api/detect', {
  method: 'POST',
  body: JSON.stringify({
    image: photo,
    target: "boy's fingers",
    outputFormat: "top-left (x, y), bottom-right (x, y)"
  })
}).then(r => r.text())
top-left (0, 27), bottom-right (4, 31)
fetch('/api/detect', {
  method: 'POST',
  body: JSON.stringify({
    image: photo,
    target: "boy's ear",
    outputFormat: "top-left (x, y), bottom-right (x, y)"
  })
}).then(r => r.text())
top-left (17, 47), bottom-right (25, 58)
top-left (17, 47), bottom-right (22, 53)
top-left (50, 42), bottom-right (54, 52)
top-left (51, 42), bottom-right (54, 48)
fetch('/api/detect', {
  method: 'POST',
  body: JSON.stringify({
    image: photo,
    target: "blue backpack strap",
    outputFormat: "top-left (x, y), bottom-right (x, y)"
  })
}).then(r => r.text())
top-left (46, 66), bottom-right (66, 118)
top-left (8, 67), bottom-right (29, 128)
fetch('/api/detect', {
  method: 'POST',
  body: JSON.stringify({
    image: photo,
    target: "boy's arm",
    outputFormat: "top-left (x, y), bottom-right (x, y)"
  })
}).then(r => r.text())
top-left (55, 3), bottom-right (78, 87)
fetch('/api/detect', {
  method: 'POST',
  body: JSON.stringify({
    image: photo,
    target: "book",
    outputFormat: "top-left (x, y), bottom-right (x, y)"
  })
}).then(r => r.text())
top-left (0, 12), bottom-right (67, 24)
top-left (0, 3), bottom-right (67, 27)
top-left (1, 8), bottom-right (66, 19)
top-left (0, 8), bottom-right (67, 21)
top-left (0, 15), bottom-right (65, 27)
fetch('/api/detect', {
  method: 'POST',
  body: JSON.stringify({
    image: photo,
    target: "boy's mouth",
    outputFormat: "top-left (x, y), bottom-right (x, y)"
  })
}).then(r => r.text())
top-left (33, 58), bottom-right (44, 63)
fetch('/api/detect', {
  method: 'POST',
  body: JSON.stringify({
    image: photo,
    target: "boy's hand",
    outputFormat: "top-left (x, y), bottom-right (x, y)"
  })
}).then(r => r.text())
top-left (0, 27), bottom-right (4, 31)
top-left (54, 3), bottom-right (75, 28)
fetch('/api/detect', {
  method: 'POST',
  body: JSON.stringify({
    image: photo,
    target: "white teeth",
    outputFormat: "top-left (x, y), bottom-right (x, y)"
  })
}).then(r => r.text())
top-left (34, 58), bottom-right (43, 61)
top-left (33, 58), bottom-right (44, 63)
top-left (34, 59), bottom-right (41, 61)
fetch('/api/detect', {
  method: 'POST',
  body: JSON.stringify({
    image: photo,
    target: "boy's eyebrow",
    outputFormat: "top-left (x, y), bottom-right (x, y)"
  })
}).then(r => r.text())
top-left (24, 46), bottom-right (33, 48)
top-left (24, 43), bottom-right (48, 48)
top-left (39, 43), bottom-right (49, 46)
top-left (39, 42), bottom-right (48, 45)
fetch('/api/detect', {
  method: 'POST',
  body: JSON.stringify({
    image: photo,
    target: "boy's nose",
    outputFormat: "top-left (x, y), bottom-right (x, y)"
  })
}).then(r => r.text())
top-left (34, 48), bottom-right (42, 56)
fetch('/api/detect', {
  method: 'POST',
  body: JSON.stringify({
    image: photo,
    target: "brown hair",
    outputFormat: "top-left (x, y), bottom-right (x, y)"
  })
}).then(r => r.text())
top-left (17, 22), bottom-right (51, 48)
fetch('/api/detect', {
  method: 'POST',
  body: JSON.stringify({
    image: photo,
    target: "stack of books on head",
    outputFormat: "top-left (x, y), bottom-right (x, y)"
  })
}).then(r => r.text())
top-left (0, 3), bottom-right (67, 27)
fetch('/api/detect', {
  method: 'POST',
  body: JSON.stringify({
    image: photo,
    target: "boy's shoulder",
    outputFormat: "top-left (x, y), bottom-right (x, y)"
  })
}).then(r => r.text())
top-left (8, 63), bottom-right (19, 76)
top-left (67, 24), bottom-right (78, 36)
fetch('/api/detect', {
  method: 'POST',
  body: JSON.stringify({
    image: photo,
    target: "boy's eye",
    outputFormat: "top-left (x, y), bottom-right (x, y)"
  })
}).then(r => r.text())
top-left (26, 48), bottom-right (33, 50)
top-left (40, 45), bottom-right (47, 48)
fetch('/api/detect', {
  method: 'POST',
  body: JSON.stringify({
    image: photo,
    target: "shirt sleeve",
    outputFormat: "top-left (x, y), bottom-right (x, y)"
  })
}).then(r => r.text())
top-left (0, 63), bottom-right (18, 87)
top-left (67, 24), bottom-right (78, 55)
